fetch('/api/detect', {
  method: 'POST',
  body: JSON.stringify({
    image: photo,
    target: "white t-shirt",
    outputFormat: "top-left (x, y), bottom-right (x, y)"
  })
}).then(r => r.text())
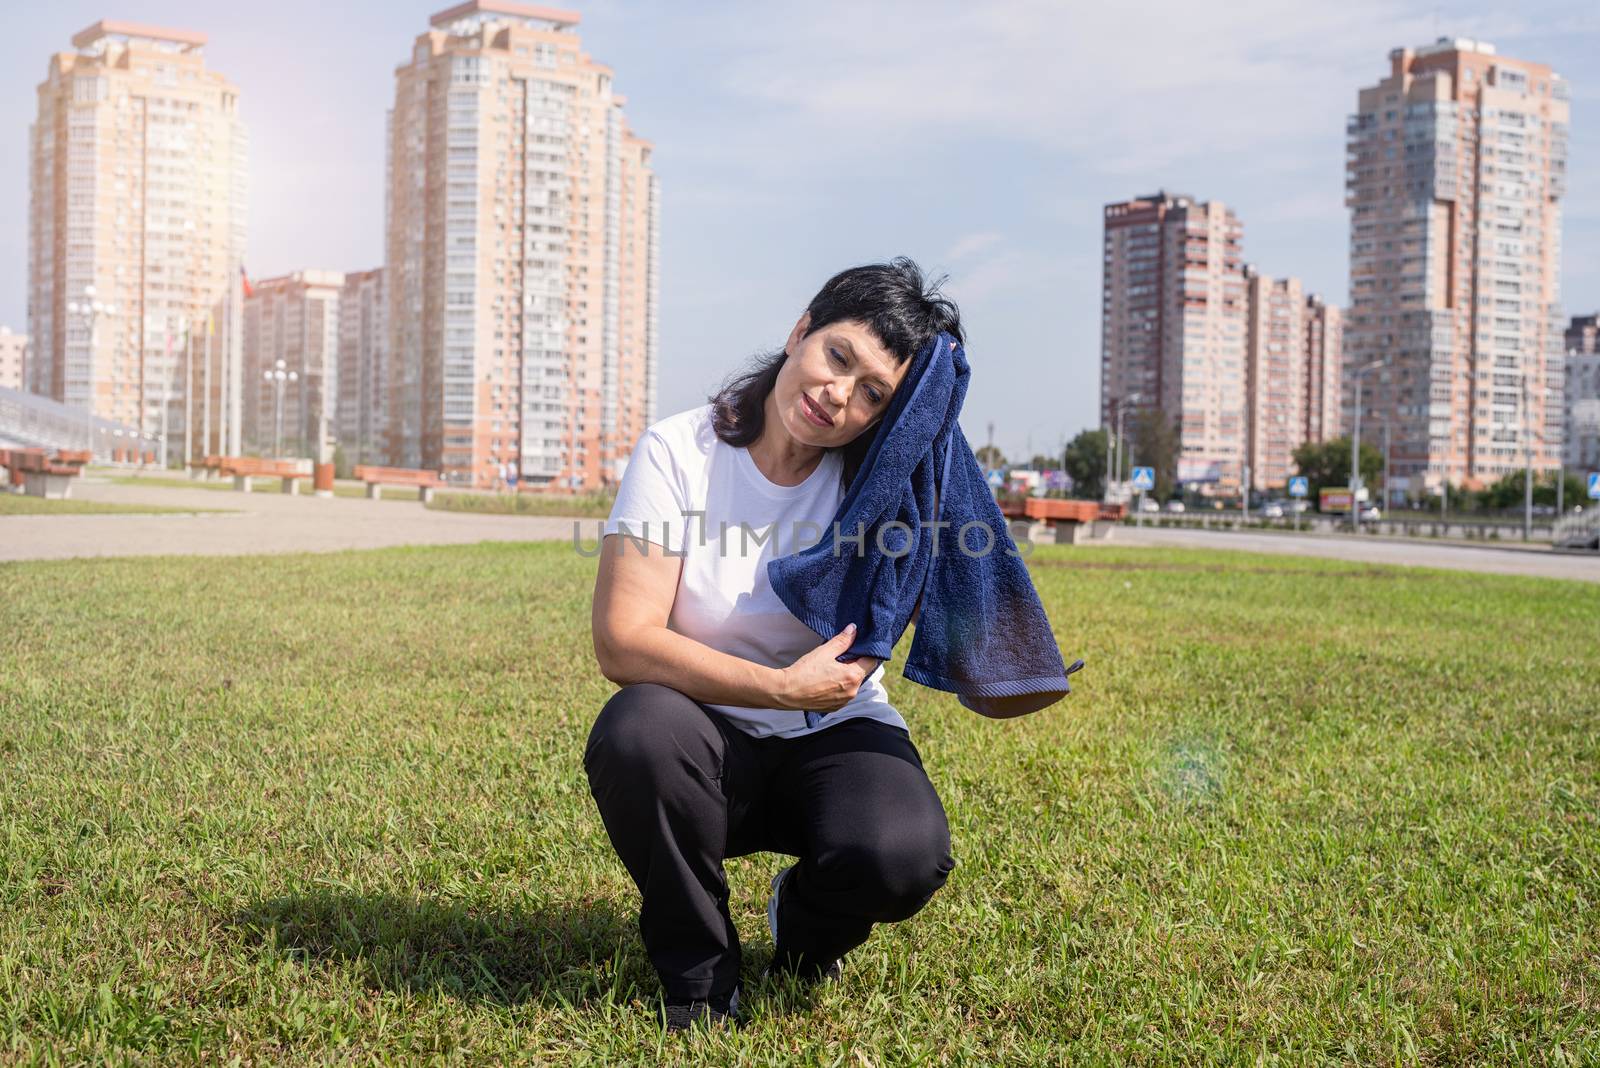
top-left (601, 403), bottom-right (907, 740)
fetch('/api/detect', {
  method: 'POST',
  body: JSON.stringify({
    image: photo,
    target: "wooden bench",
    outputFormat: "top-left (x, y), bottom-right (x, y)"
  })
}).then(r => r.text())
top-left (218, 456), bottom-right (313, 494)
top-left (1, 448), bottom-right (92, 499)
top-left (1012, 497), bottom-right (1125, 545)
top-left (999, 497), bottom-right (1128, 522)
top-left (1024, 498), bottom-right (1104, 525)
top-left (187, 454), bottom-right (226, 481)
top-left (0, 448), bottom-right (37, 491)
top-left (353, 465), bottom-right (444, 503)
top-left (1098, 502), bottom-right (1128, 522)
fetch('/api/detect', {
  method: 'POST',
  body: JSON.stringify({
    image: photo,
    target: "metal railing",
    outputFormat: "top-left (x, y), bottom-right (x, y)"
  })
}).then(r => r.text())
top-left (0, 386), bottom-right (148, 461)
top-left (1553, 509), bottom-right (1600, 550)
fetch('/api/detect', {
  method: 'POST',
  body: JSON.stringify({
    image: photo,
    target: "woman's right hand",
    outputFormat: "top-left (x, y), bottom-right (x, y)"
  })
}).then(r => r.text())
top-left (776, 624), bottom-right (880, 712)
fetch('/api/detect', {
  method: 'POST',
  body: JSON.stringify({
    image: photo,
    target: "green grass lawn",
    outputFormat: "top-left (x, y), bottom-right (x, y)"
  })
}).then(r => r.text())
top-left (425, 489), bottom-right (615, 519)
top-left (109, 476), bottom-right (423, 502)
top-left (104, 473), bottom-right (610, 514)
top-left (1, 544), bottom-right (1596, 1063)
top-left (0, 493), bottom-right (226, 516)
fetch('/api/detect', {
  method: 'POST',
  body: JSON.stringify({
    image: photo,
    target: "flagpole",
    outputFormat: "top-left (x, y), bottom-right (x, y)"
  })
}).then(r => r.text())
top-left (228, 264), bottom-right (235, 456)
top-left (158, 324), bottom-right (175, 469)
top-left (183, 321), bottom-right (193, 470)
top-left (218, 270), bottom-right (230, 457)
top-left (228, 263), bottom-right (243, 456)
top-left (203, 313), bottom-right (213, 461)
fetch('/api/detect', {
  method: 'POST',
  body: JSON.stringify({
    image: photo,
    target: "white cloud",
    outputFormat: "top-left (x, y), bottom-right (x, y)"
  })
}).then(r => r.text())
top-left (595, 1), bottom-right (1600, 439)
top-left (708, 0), bottom-right (1446, 174)
top-left (690, 0), bottom-right (1588, 227)
top-left (943, 231), bottom-right (1004, 261)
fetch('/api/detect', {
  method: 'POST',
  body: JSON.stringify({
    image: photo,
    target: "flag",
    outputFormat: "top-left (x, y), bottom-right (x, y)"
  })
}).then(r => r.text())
top-left (240, 265), bottom-right (254, 299)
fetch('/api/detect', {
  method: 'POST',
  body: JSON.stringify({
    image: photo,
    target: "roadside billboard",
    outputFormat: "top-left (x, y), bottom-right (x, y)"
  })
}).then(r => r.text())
top-left (1320, 487), bottom-right (1354, 513)
top-left (1178, 459), bottom-right (1222, 483)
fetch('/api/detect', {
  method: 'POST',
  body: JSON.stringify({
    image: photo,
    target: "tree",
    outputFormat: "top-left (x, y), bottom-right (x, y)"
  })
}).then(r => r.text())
top-left (1476, 469), bottom-right (1588, 511)
top-left (1291, 437), bottom-right (1380, 510)
top-left (974, 444), bottom-right (1007, 470)
top-left (1130, 410), bottom-right (1179, 500)
top-left (1061, 429), bottom-right (1106, 500)
top-left (332, 443), bottom-right (352, 481)
top-left (1553, 470), bottom-right (1587, 510)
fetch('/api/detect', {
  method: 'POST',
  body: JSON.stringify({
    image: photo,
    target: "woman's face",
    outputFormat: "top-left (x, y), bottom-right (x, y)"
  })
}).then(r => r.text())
top-left (773, 313), bottom-right (909, 449)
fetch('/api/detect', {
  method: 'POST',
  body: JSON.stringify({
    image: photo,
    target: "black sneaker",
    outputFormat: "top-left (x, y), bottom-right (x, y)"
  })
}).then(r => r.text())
top-left (662, 984), bottom-right (741, 1033)
top-left (761, 865), bottom-right (843, 984)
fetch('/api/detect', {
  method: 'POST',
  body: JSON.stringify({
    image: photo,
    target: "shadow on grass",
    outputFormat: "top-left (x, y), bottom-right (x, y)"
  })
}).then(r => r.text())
top-left (235, 891), bottom-right (650, 1008)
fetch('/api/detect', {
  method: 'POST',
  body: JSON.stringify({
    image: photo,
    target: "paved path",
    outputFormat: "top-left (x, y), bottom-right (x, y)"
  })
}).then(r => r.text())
top-left (5, 478), bottom-right (1599, 584)
top-left (0, 477), bottom-right (595, 562)
top-left (1106, 525), bottom-right (1600, 584)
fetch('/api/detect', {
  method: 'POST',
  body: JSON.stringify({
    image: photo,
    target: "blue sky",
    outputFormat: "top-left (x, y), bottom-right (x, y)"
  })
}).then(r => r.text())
top-left (3, 0), bottom-right (1595, 462)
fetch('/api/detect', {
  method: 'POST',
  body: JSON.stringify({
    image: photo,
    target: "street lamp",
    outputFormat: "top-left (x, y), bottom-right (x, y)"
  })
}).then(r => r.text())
top-left (1523, 371), bottom-right (1536, 542)
top-left (263, 358), bottom-right (298, 457)
top-left (1558, 347), bottom-right (1573, 519)
top-left (157, 315), bottom-right (186, 470)
top-left (1350, 360), bottom-right (1384, 531)
top-left (65, 285), bottom-right (118, 459)
top-left (1105, 393), bottom-right (1143, 502)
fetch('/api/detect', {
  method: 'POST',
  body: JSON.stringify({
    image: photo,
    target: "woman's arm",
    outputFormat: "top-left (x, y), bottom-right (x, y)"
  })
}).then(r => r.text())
top-left (593, 535), bottom-right (874, 711)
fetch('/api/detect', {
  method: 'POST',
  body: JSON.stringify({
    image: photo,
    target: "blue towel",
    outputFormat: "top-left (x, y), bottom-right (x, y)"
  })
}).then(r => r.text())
top-left (767, 332), bottom-right (1083, 718)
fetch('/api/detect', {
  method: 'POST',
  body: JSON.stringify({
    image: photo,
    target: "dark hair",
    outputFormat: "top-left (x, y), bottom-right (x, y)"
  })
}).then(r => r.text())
top-left (709, 256), bottom-right (963, 490)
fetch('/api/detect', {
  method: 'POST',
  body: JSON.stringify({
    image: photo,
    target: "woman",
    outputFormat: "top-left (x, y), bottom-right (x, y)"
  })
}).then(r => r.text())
top-left (585, 258), bottom-right (961, 1032)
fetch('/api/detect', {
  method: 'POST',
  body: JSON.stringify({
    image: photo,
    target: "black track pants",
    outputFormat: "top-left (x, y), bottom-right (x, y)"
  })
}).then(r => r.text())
top-left (583, 682), bottom-right (955, 1000)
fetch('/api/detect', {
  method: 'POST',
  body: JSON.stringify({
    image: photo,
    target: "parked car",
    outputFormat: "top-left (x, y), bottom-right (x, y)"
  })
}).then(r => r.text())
top-left (1359, 505), bottom-right (1382, 521)
top-left (1138, 497), bottom-right (1160, 513)
top-left (1260, 502), bottom-right (1285, 518)
top-left (1164, 500), bottom-right (1186, 514)
top-left (1290, 500), bottom-right (1310, 513)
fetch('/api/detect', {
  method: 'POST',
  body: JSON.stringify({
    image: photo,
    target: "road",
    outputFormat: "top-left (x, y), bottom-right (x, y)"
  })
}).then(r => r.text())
top-left (0, 476), bottom-right (595, 562)
top-left (1106, 524), bottom-right (1600, 584)
top-left (5, 476), bottom-right (1599, 584)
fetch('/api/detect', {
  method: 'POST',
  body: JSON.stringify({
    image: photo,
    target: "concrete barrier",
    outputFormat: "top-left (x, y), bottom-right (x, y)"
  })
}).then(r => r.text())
top-left (1127, 512), bottom-right (1556, 542)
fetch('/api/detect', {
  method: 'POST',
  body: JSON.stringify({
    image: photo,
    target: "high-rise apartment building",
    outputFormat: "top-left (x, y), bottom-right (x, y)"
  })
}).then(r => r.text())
top-left (1243, 268), bottom-right (1306, 492)
top-left (242, 271), bottom-right (343, 457)
top-left (337, 268), bottom-right (389, 466)
top-left (1241, 273), bottom-right (1346, 492)
top-left (1101, 192), bottom-right (1246, 495)
top-left (0, 329), bottom-right (28, 392)
top-left (386, 0), bottom-right (659, 488)
top-left (1565, 356), bottom-right (1600, 471)
top-left (1304, 295), bottom-right (1343, 445)
top-left (1565, 314), bottom-right (1600, 470)
top-left (28, 21), bottom-right (248, 460)
top-left (1345, 38), bottom-right (1569, 497)
top-left (1568, 314), bottom-right (1599, 357)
